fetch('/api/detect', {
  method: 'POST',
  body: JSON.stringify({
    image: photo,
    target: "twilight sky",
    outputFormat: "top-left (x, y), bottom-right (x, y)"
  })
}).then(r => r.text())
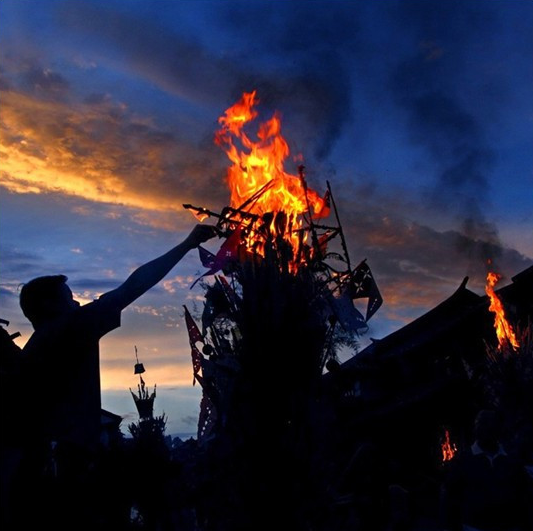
top-left (1, 0), bottom-right (532, 434)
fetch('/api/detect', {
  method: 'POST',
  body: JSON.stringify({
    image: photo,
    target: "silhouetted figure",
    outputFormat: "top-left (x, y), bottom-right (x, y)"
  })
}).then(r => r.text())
top-left (0, 321), bottom-right (24, 529)
top-left (337, 441), bottom-right (389, 531)
top-left (441, 409), bottom-right (530, 531)
top-left (7, 224), bottom-right (218, 530)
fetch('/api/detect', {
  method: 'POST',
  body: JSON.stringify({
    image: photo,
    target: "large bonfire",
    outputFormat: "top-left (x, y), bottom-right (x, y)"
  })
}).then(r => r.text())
top-left (181, 91), bottom-right (382, 528)
top-left (184, 91), bottom-right (382, 438)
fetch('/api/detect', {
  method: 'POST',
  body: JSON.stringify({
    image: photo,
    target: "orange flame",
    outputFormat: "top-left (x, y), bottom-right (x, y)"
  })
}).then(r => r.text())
top-left (485, 272), bottom-right (519, 350)
top-left (441, 429), bottom-right (457, 462)
top-left (215, 91), bottom-right (327, 264)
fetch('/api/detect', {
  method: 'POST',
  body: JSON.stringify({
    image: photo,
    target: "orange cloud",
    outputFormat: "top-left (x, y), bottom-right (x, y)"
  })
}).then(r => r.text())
top-left (0, 87), bottom-right (226, 218)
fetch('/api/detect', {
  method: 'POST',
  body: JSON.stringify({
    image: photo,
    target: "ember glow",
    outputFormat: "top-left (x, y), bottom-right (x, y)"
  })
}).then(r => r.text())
top-left (214, 91), bottom-right (328, 263)
top-left (441, 429), bottom-right (457, 462)
top-left (485, 272), bottom-right (519, 350)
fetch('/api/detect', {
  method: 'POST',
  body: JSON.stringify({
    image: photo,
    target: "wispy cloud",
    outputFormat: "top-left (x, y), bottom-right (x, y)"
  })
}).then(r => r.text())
top-left (0, 246), bottom-right (42, 275)
top-left (338, 187), bottom-right (531, 318)
top-left (0, 71), bottom-right (227, 213)
top-left (162, 275), bottom-right (196, 294)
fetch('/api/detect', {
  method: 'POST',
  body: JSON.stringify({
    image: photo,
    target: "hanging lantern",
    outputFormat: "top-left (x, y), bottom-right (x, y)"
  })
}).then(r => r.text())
top-left (133, 345), bottom-right (145, 374)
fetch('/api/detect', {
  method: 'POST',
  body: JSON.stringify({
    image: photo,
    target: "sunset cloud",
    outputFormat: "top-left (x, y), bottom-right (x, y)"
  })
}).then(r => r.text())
top-left (0, 79), bottom-right (227, 214)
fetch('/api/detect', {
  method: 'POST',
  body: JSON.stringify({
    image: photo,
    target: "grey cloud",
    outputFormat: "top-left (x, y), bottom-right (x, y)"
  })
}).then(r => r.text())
top-left (331, 180), bottom-right (530, 310)
top-left (22, 65), bottom-right (70, 101)
top-left (69, 278), bottom-right (123, 291)
top-left (391, 58), bottom-right (495, 200)
top-left (387, 1), bottom-right (507, 256)
top-left (0, 54), bottom-right (70, 101)
top-left (0, 65), bottom-right (13, 91)
top-left (59, 2), bottom-right (238, 106)
top-left (218, 1), bottom-right (361, 160)
top-left (0, 285), bottom-right (20, 300)
top-left (83, 92), bottom-right (113, 106)
top-left (180, 415), bottom-right (196, 427)
top-left (0, 247), bottom-right (41, 262)
top-left (337, 192), bottom-right (531, 306)
top-left (0, 246), bottom-right (43, 277)
top-left (58, 1), bottom-right (357, 161)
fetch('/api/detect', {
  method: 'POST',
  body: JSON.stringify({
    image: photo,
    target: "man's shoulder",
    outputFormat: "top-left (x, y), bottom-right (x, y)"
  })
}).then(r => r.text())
top-left (78, 294), bottom-right (122, 336)
top-left (77, 293), bottom-right (122, 318)
top-left (86, 291), bottom-right (125, 311)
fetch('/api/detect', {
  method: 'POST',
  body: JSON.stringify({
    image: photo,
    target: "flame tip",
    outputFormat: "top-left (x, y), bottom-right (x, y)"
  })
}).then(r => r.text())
top-left (485, 270), bottom-right (519, 350)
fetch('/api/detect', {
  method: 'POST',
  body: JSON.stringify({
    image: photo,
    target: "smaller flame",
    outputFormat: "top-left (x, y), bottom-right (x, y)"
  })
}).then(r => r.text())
top-left (485, 272), bottom-right (519, 350)
top-left (441, 429), bottom-right (457, 462)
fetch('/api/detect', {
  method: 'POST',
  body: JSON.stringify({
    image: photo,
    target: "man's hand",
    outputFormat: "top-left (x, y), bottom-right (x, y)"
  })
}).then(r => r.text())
top-left (185, 224), bottom-right (221, 248)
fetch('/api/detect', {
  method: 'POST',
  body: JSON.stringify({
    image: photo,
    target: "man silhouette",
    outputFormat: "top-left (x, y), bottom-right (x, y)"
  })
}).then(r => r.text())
top-left (8, 223), bottom-right (218, 529)
top-left (441, 409), bottom-right (530, 531)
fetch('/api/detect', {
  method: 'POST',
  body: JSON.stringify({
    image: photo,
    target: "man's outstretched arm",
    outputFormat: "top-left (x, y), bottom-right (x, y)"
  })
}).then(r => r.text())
top-left (103, 224), bottom-right (219, 310)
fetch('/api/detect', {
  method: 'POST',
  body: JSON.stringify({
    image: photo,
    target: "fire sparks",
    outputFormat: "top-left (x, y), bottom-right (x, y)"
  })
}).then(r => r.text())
top-left (214, 91), bottom-right (327, 262)
top-left (485, 272), bottom-right (519, 350)
top-left (441, 429), bottom-right (457, 462)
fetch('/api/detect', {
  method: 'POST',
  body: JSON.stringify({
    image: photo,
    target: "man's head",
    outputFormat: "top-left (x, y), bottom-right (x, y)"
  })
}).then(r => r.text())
top-left (20, 275), bottom-right (80, 329)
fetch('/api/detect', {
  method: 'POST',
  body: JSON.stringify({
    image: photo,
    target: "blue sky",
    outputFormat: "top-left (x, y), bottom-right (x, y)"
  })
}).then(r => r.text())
top-left (1, 0), bottom-right (532, 434)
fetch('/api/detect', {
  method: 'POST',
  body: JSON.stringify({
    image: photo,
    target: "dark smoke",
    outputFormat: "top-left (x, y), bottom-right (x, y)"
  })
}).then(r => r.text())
top-left (389, 0), bottom-right (503, 263)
